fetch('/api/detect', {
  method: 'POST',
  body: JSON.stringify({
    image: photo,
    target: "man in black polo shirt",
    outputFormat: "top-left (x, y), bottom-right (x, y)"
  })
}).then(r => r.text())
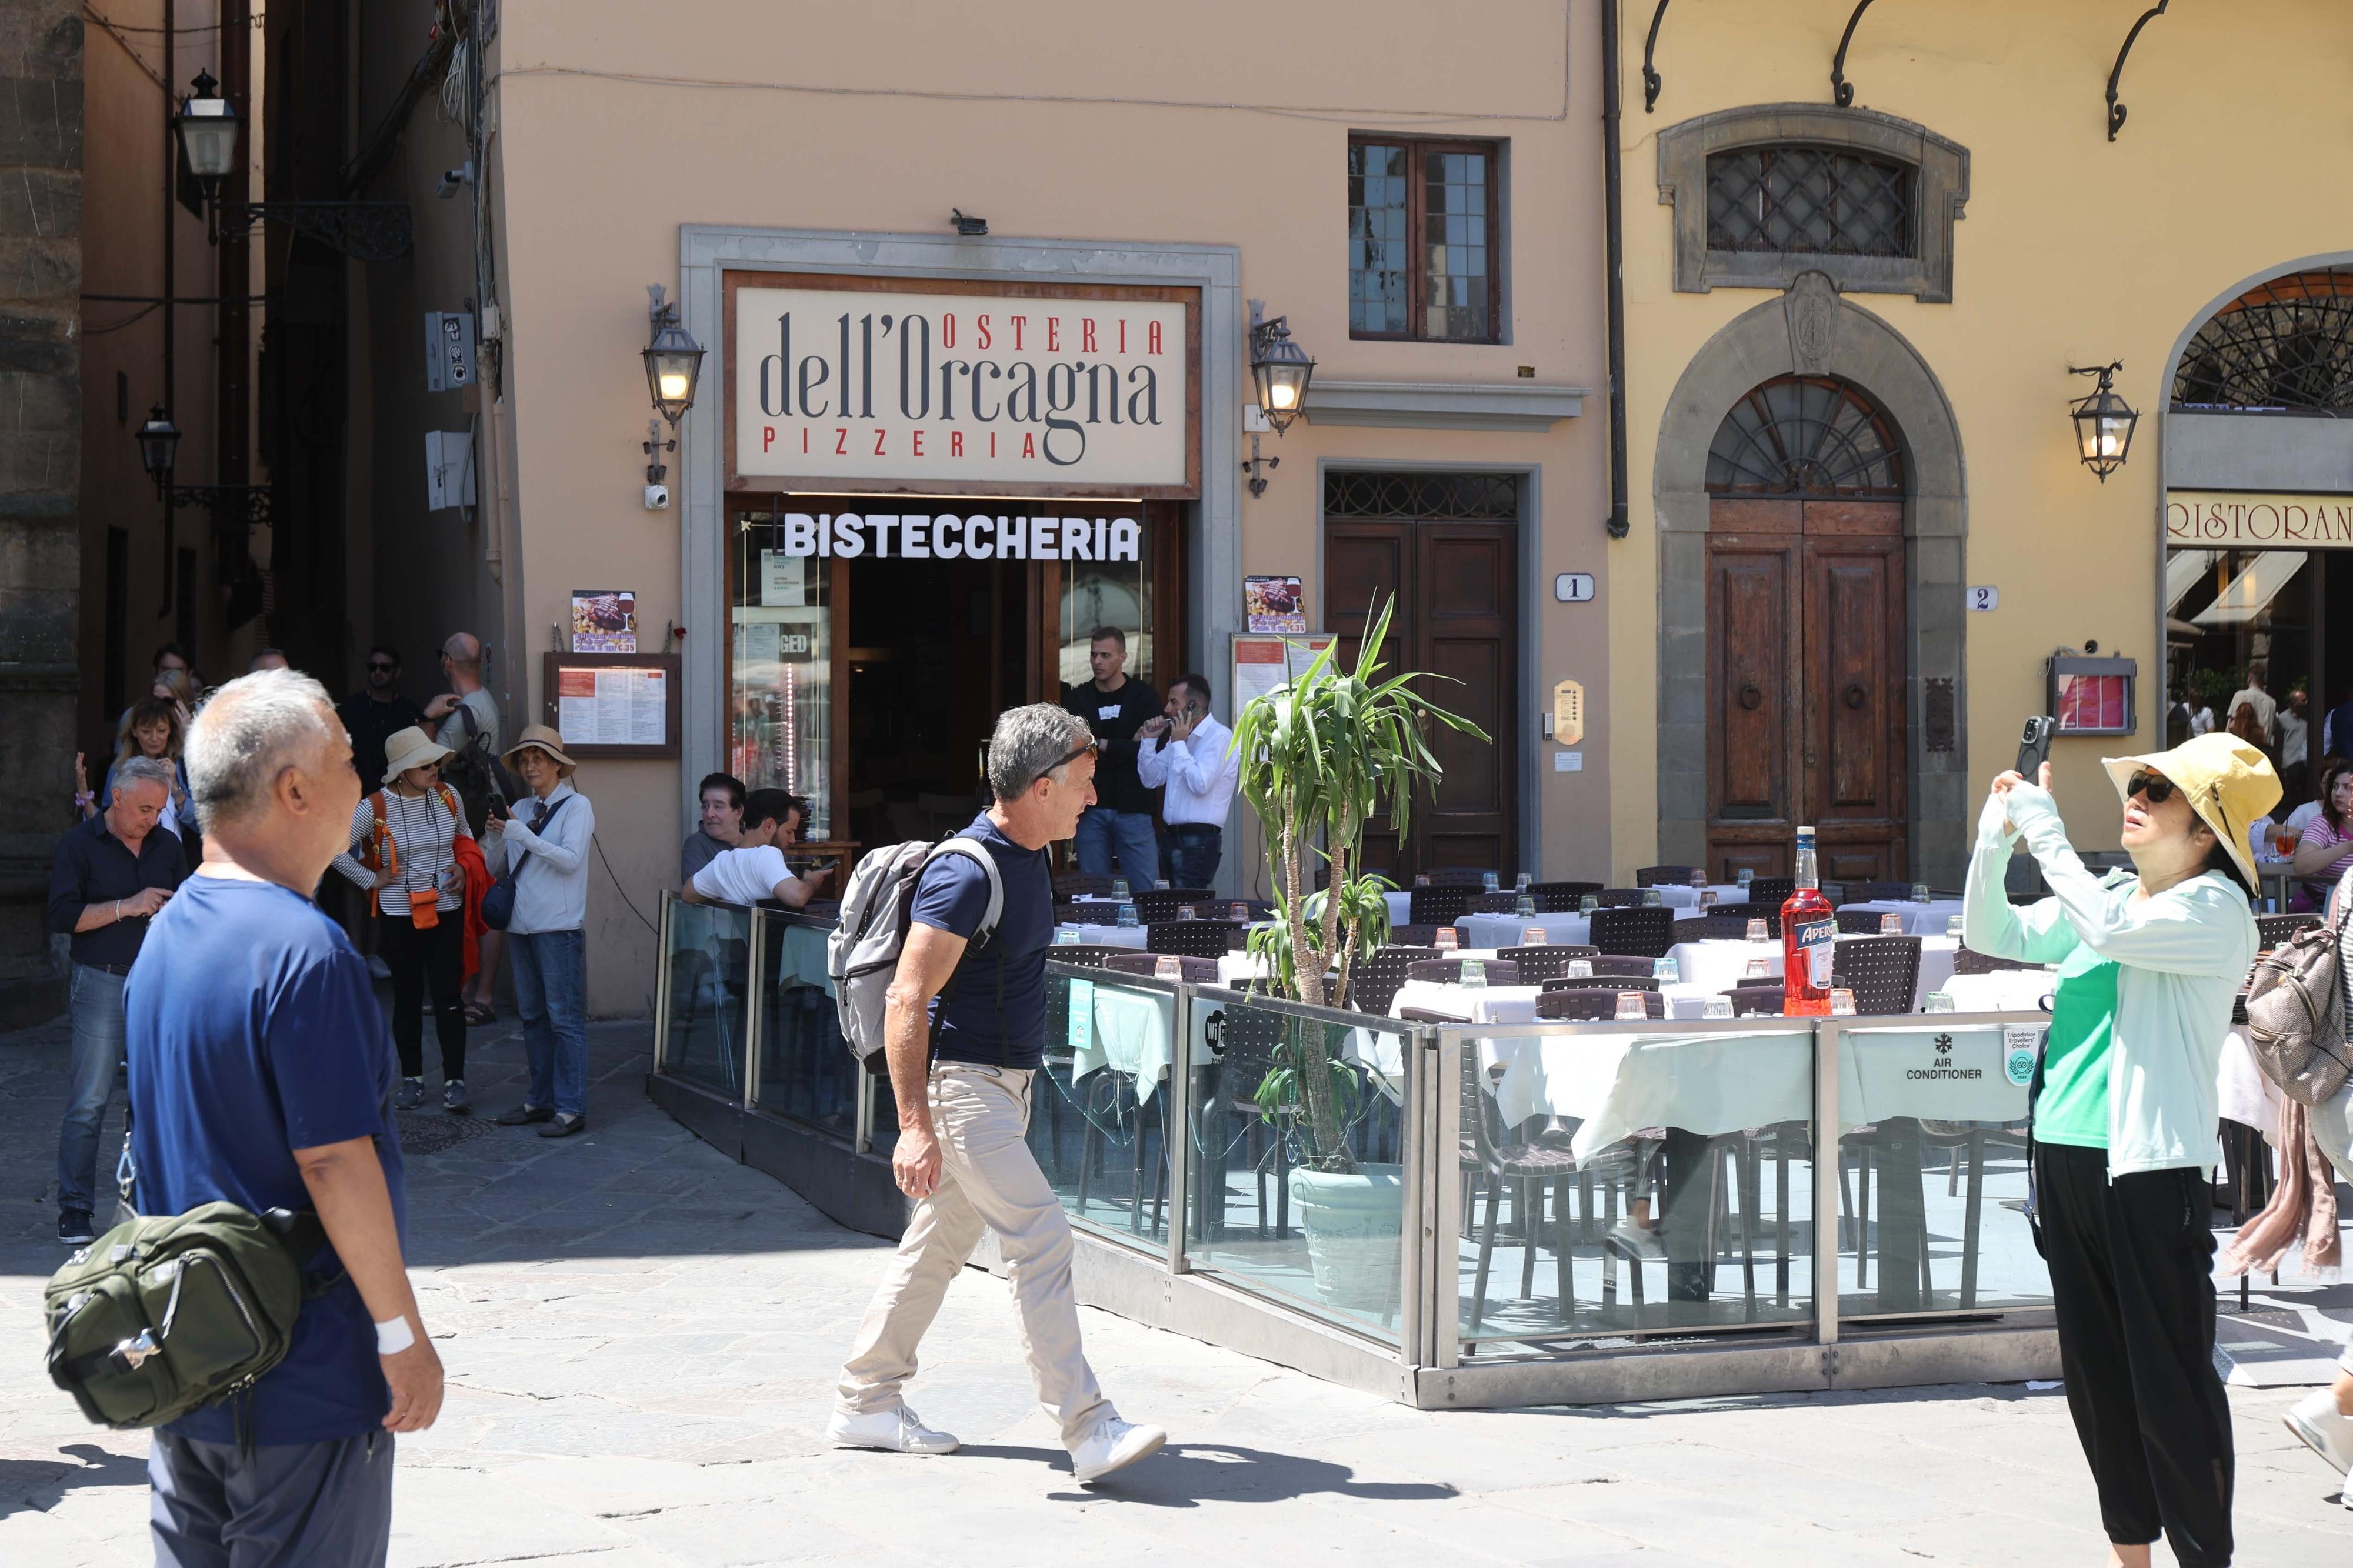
top-left (45, 755), bottom-right (188, 1244)
top-left (1061, 625), bottom-right (1161, 889)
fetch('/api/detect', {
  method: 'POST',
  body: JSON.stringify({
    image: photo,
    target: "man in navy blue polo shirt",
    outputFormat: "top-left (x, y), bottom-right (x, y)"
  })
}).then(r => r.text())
top-left (832, 703), bottom-right (1166, 1487)
top-left (46, 755), bottom-right (186, 1245)
top-left (129, 670), bottom-right (441, 1566)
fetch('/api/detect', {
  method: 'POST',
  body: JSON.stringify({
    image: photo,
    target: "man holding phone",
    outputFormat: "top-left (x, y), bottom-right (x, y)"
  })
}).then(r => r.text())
top-left (1136, 672), bottom-right (1238, 889)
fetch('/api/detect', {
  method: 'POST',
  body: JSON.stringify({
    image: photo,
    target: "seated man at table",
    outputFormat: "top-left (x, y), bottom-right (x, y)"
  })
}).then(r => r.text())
top-left (681, 788), bottom-right (831, 909)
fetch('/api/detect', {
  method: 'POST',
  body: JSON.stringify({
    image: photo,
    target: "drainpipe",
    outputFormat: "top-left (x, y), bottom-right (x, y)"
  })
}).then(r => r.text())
top-left (1599, 0), bottom-right (1631, 539)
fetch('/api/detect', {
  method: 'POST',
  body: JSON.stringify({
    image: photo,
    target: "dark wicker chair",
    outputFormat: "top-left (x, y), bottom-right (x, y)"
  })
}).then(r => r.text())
top-left (1952, 946), bottom-right (2038, 975)
top-left (1636, 865), bottom-right (1699, 887)
top-left (1467, 891), bottom-right (1525, 913)
top-left (1528, 880), bottom-right (1604, 912)
top-left (1745, 876), bottom-right (1795, 908)
top-left (1537, 987), bottom-right (1665, 1020)
top-left (1053, 873), bottom-right (1122, 899)
top-left (1352, 945), bottom-right (1441, 1016)
top-left (1387, 923), bottom-right (1448, 948)
top-left (1423, 866), bottom-right (1499, 886)
top-left (1457, 1051), bottom-right (1588, 1327)
top-left (1589, 954), bottom-right (1663, 976)
top-left (2257, 912), bottom-right (2319, 950)
top-left (1408, 885), bottom-right (1478, 926)
top-left (1102, 952), bottom-right (1219, 983)
top-left (1405, 957), bottom-right (1523, 986)
top-left (1588, 905), bottom-right (1674, 959)
top-left (1857, 880), bottom-right (1915, 902)
top-left (1541, 973), bottom-right (1659, 994)
top-left (1134, 887), bottom-right (1215, 925)
top-left (1497, 948), bottom-right (1599, 983)
top-left (1728, 988), bottom-right (1785, 1017)
top-left (1146, 919), bottom-right (1240, 959)
top-left (1044, 945), bottom-right (1139, 970)
top-left (1832, 935), bottom-right (1922, 1016)
top-left (1194, 898), bottom-right (1275, 923)
top-left (1682, 914), bottom-right (1763, 942)
top-left (1837, 908), bottom-right (1908, 935)
top-left (1592, 888), bottom-right (1649, 909)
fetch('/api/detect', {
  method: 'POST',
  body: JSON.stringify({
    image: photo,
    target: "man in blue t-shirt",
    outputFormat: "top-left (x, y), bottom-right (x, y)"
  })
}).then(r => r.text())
top-left (832, 704), bottom-right (1166, 1487)
top-left (128, 670), bottom-right (441, 1566)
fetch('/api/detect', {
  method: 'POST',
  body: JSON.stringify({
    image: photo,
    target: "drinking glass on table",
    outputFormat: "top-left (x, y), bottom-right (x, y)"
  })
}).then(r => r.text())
top-left (1614, 992), bottom-right (1648, 1020)
top-left (1515, 871), bottom-right (1532, 892)
top-left (1055, 928), bottom-right (1080, 946)
top-left (1879, 913), bottom-right (1905, 935)
top-left (1461, 960), bottom-right (1488, 988)
top-left (1566, 959), bottom-right (1592, 978)
top-left (1947, 913), bottom-right (1965, 936)
top-left (1116, 902), bottom-right (1139, 928)
top-left (1435, 926), bottom-right (1459, 951)
top-left (1924, 991), bottom-right (1956, 1013)
top-left (1482, 872), bottom-right (1500, 892)
top-left (1653, 956), bottom-right (1680, 982)
top-left (1522, 925), bottom-right (1547, 945)
top-left (1910, 883), bottom-right (1931, 903)
top-left (1155, 956), bottom-right (1183, 980)
top-left (1689, 868), bottom-right (1708, 889)
top-left (1830, 988), bottom-right (1857, 1016)
top-left (1745, 919), bottom-right (1769, 943)
top-left (1515, 893), bottom-right (1537, 916)
top-left (1112, 877), bottom-right (1130, 898)
top-left (1230, 902), bottom-right (1248, 922)
top-left (1580, 895), bottom-right (1599, 914)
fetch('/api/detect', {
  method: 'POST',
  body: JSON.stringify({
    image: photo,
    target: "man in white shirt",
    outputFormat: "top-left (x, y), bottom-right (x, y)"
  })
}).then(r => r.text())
top-left (2228, 661), bottom-right (2277, 746)
top-left (1135, 673), bottom-right (1239, 889)
top-left (2279, 686), bottom-right (2310, 805)
top-left (681, 789), bottom-right (832, 908)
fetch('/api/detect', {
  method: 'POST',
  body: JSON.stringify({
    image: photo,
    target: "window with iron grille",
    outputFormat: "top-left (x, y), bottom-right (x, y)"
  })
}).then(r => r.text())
top-left (1706, 146), bottom-right (1915, 259)
top-left (2172, 269), bottom-right (2353, 412)
top-left (1705, 376), bottom-right (1904, 497)
top-left (1349, 136), bottom-right (1502, 342)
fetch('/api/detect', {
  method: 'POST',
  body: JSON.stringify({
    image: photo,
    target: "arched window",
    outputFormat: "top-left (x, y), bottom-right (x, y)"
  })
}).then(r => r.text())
top-left (2171, 269), bottom-right (2353, 412)
top-left (1705, 375), bottom-right (1905, 497)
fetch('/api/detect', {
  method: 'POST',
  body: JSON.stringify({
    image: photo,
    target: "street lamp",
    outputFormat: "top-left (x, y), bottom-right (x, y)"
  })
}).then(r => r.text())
top-left (2067, 362), bottom-right (2138, 481)
top-left (174, 70), bottom-right (241, 241)
top-left (136, 405), bottom-right (181, 497)
top-left (643, 285), bottom-right (706, 428)
top-left (1248, 301), bottom-right (1315, 433)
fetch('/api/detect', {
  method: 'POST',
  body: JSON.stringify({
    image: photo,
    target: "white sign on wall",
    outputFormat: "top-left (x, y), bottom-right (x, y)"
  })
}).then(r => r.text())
top-left (733, 286), bottom-right (1189, 487)
top-left (767, 511), bottom-right (1139, 562)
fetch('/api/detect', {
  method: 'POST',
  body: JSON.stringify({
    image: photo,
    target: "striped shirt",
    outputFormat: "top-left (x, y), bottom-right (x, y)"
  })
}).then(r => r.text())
top-left (331, 787), bottom-right (472, 917)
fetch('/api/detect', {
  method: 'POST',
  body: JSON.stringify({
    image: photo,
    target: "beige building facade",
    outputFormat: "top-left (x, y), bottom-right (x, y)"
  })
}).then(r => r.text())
top-left (1611, 2), bottom-right (2353, 891)
top-left (414, 0), bottom-right (1614, 1010)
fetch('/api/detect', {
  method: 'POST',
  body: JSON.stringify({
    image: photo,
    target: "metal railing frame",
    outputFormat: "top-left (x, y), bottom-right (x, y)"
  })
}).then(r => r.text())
top-left (648, 910), bottom-right (2054, 1386)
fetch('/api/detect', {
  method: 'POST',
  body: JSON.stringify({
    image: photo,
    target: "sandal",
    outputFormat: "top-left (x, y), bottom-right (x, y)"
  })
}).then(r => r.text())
top-left (461, 1002), bottom-right (496, 1025)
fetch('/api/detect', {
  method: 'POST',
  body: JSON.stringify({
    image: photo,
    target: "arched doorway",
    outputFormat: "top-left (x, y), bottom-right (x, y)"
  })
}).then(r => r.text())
top-left (1703, 375), bottom-right (1909, 882)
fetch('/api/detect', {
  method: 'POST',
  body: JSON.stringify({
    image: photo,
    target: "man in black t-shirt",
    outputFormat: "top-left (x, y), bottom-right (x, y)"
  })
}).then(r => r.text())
top-left (338, 645), bottom-right (424, 802)
top-left (1061, 625), bottom-right (1160, 889)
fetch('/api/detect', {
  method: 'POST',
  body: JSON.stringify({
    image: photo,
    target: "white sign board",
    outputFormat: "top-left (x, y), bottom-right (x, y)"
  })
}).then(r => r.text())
top-left (424, 430), bottom-right (475, 511)
top-left (1967, 586), bottom-right (1999, 612)
top-left (1554, 572), bottom-right (1595, 603)
top-left (763, 511), bottom-right (1138, 562)
top-left (734, 285), bottom-right (1189, 487)
top-left (2165, 491), bottom-right (2353, 550)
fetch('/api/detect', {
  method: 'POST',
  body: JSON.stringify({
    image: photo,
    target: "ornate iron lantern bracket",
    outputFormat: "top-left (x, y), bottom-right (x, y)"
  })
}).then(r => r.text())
top-left (169, 485), bottom-right (275, 527)
top-left (1830, 0), bottom-right (1877, 108)
top-left (2105, 1), bottom-right (2171, 141)
top-left (229, 202), bottom-right (414, 262)
top-left (1641, 0), bottom-right (1672, 112)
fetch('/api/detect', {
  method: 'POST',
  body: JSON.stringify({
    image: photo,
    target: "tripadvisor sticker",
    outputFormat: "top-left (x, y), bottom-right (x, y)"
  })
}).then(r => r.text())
top-left (2003, 1026), bottom-right (2042, 1087)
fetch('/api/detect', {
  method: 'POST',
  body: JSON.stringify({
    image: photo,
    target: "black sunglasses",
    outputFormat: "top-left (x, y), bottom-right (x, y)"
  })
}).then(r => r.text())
top-left (367, 660), bottom-right (397, 672)
top-left (2124, 769), bottom-right (2178, 805)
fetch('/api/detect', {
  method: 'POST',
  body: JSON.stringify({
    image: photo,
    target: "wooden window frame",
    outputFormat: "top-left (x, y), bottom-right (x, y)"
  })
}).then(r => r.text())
top-left (1348, 135), bottom-right (1504, 345)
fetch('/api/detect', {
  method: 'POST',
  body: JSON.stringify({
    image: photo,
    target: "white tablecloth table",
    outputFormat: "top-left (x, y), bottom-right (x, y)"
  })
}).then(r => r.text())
top-left (1482, 1032), bottom-right (1817, 1156)
top-left (1666, 939), bottom-right (1784, 995)
top-left (1937, 970), bottom-right (2052, 1014)
top-left (1055, 922), bottom-right (1148, 949)
top-left (1384, 890), bottom-right (1415, 926)
top-left (1842, 899), bottom-right (1966, 938)
top-left (1647, 883), bottom-right (1749, 909)
top-left (1065, 981), bottom-right (1191, 1103)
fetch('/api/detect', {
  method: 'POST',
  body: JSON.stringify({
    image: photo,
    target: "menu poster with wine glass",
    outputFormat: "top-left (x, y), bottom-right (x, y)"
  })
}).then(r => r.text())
top-left (539, 652), bottom-right (681, 758)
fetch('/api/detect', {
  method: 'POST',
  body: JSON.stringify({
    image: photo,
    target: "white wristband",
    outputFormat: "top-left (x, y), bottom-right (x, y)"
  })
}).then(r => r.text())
top-left (374, 1315), bottom-right (415, 1355)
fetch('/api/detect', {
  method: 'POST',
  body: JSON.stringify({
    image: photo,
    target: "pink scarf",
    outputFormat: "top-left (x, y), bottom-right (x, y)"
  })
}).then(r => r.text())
top-left (2222, 1097), bottom-right (2342, 1278)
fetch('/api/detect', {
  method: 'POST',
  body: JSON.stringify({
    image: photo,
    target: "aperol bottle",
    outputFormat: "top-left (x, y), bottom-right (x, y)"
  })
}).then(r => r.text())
top-left (1781, 826), bottom-right (1836, 1017)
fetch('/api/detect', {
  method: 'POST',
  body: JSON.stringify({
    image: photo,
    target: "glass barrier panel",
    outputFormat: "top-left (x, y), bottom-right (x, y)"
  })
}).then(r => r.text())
top-left (1181, 990), bottom-right (1409, 1345)
top-left (1833, 1020), bottom-right (2051, 1320)
top-left (1455, 1022), bottom-right (1817, 1346)
top-left (660, 900), bottom-right (754, 1098)
top-left (1027, 966), bottom-right (1180, 1250)
top-left (752, 913), bottom-right (855, 1139)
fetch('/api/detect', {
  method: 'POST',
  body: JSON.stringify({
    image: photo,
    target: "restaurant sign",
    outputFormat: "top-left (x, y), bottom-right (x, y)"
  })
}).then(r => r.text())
top-left (734, 285), bottom-right (1189, 489)
top-left (2165, 490), bottom-right (2353, 550)
top-left (766, 511), bottom-right (1139, 562)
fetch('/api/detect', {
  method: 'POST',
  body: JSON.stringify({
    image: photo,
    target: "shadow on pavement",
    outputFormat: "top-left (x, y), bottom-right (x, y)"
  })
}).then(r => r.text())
top-left (0, 1443), bottom-right (150, 1518)
top-left (976, 1442), bottom-right (1462, 1507)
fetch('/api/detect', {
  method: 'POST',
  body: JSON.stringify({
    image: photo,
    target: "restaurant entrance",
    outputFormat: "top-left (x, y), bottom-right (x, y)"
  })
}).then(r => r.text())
top-left (1702, 376), bottom-right (1911, 886)
top-left (726, 497), bottom-right (1185, 855)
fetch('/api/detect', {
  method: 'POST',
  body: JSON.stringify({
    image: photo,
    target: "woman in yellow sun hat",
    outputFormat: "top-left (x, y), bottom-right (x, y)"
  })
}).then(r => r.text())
top-left (1962, 731), bottom-right (2276, 1568)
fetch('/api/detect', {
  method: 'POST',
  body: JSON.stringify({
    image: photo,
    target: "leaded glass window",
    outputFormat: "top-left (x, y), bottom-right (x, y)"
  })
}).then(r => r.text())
top-left (1705, 145), bottom-right (1915, 259)
top-left (1349, 136), bottom-right (1501, 342)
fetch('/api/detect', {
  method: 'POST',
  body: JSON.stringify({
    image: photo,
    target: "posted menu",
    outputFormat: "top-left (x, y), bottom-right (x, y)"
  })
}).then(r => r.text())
top-left (556, 665), bottom-right (668, 747)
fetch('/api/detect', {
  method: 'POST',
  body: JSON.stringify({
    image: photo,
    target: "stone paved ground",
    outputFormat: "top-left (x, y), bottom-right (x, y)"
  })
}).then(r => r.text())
top-left (3, 1010), bottom-right (2349, 1567)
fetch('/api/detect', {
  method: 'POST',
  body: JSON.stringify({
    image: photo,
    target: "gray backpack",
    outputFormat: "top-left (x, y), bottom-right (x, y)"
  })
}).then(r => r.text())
top-left (2242, 883), bottom-right (2352, 1107)
top-left (826, 836), bottom-right (1003, 1071)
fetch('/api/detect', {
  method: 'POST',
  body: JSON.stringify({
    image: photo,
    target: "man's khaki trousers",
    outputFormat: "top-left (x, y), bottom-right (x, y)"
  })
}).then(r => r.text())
top-left (836, 1062), bottom-right (1114, 1447)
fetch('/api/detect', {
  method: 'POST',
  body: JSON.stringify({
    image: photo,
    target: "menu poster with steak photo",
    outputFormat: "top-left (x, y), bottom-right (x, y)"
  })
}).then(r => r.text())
top-left (571, 589), bottom-right (638, 653)
top-left (1244, 575), bottom-right (1306, 633)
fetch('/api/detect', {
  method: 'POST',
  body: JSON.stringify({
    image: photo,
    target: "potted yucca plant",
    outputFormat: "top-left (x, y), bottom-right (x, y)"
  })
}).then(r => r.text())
top-left (1232, 597), bottom-right (1485, 1306)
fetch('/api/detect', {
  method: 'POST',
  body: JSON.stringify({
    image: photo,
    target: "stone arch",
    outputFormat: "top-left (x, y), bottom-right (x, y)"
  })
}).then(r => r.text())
top-left (1653, 275), bottom-right (1970, 887)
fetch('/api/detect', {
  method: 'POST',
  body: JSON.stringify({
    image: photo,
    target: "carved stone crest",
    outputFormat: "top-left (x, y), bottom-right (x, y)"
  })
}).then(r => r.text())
top-left (1785, 271), bottom-right (1839, 375)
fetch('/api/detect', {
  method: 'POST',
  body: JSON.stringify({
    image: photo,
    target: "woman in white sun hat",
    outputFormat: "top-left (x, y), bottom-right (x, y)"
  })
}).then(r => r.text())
top-left (1962, 730), bottom-right (2277, 1568)
top-left (331, 724), bottom-right (476, 1113)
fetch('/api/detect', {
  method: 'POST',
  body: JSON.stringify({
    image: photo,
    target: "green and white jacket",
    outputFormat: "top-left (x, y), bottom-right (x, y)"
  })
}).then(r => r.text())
top-left (1959, 781), bottom-right (2255, 1179)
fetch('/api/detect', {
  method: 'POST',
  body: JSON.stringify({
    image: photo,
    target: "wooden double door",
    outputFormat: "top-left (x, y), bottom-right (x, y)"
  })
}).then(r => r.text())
top-left (1324, 516), bottom-right (1517, 880)
top-left (1706, 497), bottom-right (1907, 885)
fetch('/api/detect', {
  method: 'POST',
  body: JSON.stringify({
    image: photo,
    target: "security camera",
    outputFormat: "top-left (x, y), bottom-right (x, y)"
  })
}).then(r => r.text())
top-left (436, 161), bottom-right (474, 199)
top-left (643, 482), bottom-right (671, 511)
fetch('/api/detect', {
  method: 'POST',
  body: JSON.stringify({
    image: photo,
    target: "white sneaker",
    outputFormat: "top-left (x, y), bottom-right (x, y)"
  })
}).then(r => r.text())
top-left (1606, 1216), bottom-right (1665, 1260)
top-left (2285, 1388), bottom-right (2353, 1474)
top-left (826, 1405), bottom-right (959, 1455)
top-left (1069, 1417), bottom-right (1165, 1484)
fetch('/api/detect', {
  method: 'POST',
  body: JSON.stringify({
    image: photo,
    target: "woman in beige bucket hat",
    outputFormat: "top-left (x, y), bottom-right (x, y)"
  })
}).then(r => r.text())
top-left (488, 724), bottom-right (596, 1139)
top-left (1961, 732), bottom-right (2277, 1568)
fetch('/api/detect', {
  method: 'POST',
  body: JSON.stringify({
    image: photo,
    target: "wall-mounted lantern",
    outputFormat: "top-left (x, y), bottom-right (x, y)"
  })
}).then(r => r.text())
top-left (2067, 361), bottom-right (2138, 481)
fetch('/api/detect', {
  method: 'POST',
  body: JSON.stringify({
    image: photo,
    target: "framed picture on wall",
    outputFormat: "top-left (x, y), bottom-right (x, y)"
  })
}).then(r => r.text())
top-left (1244, 575), bottom-right (1306, 633)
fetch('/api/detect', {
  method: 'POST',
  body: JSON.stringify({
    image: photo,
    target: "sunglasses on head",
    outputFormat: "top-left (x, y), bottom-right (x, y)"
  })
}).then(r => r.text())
top-left (2124, 769), bottom-right (2178, 805)
top-left (1033, 739), bottom-right (1097, 788)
